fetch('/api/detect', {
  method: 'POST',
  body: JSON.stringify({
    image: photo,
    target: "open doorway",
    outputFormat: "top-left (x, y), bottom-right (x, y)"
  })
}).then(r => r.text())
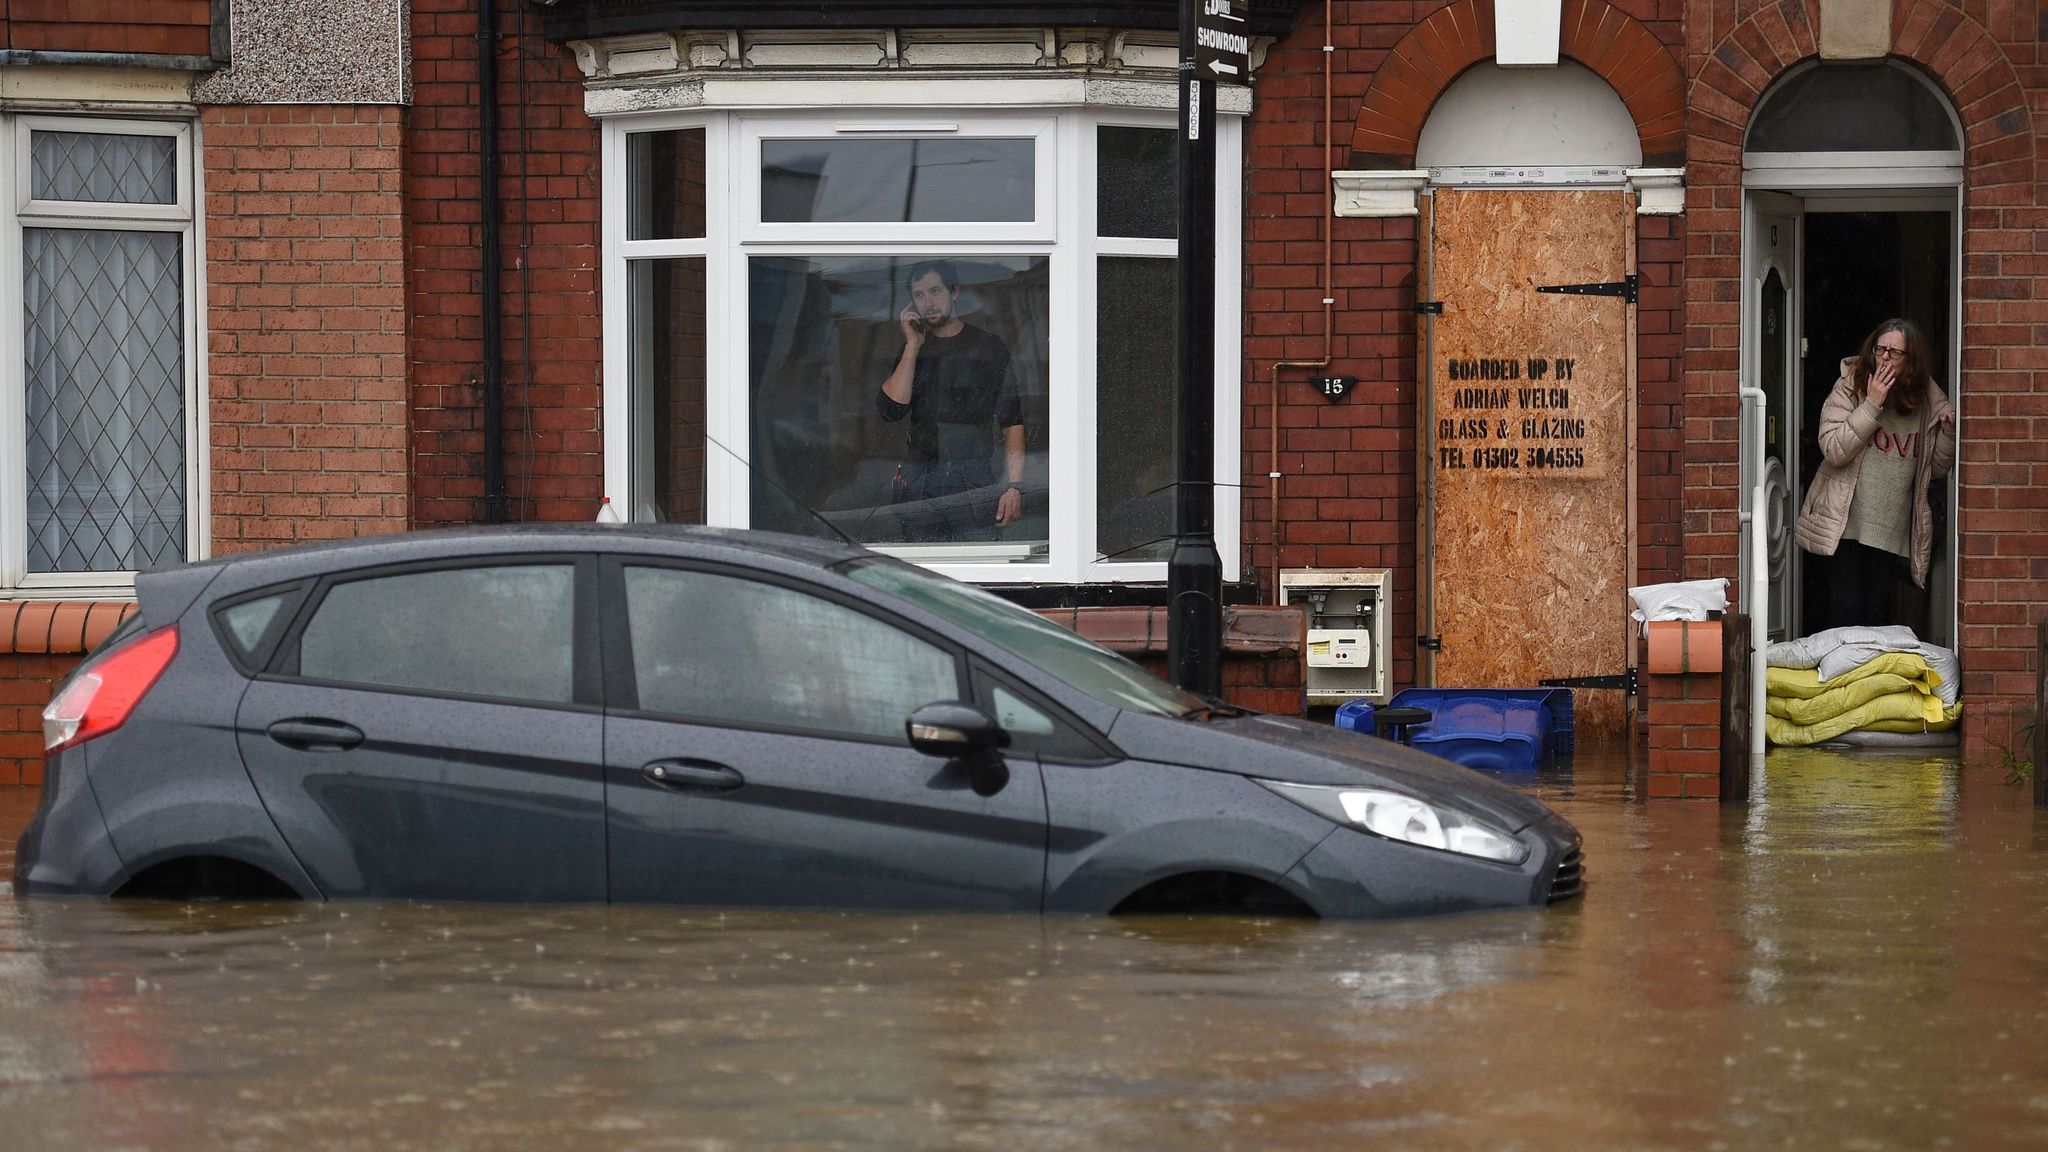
top-left (1797, 210), bottom-right (1954, 644)
top-left (1739, 59), bottom-right (1965, 652)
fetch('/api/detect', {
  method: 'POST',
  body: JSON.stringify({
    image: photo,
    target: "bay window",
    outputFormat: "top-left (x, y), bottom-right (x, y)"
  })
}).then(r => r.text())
top-left (603, 108), bottom-right (1239, 584)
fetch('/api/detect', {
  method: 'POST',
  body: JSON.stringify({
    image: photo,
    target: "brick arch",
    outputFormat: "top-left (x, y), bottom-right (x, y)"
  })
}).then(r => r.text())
top-left (1690, 0), bottom-right (2034, 185)
top-left (1349, 0), bottom-right (1685, 168)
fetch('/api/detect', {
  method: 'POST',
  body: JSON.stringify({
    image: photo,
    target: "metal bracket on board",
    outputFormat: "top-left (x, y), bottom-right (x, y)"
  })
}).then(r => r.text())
top-left (1539, 668), bottom-right (1639, 697)
top-left (1415, 301), bottom-right (1444, 315)
top-left (1536, 274), bottom-right (1638, 305)
top-left (1417, 634), bottom-right (1443, 651)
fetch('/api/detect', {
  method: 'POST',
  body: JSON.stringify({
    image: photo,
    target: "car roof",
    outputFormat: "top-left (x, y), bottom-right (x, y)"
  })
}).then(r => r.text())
top-left (145, 525), bottom-right (875, 610)
top-left (182, 524), bottom-right (866, 570)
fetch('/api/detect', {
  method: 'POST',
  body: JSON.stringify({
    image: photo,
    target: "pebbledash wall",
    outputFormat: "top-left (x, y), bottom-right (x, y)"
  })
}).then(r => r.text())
top-left (0, 0), bottom-right (410, 785)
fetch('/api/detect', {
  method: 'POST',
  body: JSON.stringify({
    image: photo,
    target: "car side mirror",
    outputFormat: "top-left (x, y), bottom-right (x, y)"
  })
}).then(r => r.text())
top-left (906, 702), bottom-right (1011, 798)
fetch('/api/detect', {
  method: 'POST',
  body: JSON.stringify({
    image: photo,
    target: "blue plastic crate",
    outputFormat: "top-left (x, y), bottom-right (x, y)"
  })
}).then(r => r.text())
top-left (1333, 699), bottom-right (1375, 735)
top-left (1383, 687), bottom-right (1575, 772)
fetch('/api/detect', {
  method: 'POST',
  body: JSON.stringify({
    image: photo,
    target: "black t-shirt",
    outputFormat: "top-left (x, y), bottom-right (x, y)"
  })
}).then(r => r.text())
top-left (876, 323), bottom-right (1023, 472)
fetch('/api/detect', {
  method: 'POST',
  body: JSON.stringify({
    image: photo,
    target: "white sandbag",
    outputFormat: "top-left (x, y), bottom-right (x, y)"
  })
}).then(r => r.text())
top-left (1915, 642), bottom-right (1961, 708)
top-left (1627, 578), bottom-right (1728, 633)
top-left (1767, 625), bottom-right (1919, 671)
top-left (1814, 630), bottom-right (1928, 681)
top-left (1823, 728), bottom-right (1958, 749)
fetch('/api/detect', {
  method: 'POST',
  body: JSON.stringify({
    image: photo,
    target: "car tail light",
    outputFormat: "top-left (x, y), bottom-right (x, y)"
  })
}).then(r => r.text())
top-left (43, 625), bottom-right (180, 753)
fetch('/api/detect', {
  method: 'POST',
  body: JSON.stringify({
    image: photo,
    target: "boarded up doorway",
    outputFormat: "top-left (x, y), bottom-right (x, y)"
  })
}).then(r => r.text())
top-left (1421, 189), bottom-right (1635, 738)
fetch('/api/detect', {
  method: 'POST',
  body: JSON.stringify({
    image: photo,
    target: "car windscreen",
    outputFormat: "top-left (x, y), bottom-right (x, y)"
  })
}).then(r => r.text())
top-left (842, 558), bottom-right (1202, 718)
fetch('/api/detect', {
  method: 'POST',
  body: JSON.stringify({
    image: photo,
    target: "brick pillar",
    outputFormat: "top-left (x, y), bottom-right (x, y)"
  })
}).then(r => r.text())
top-left (1644, 619), bottom-right (1723, 800)
top-left (202, 105), bottom-right (410, 551)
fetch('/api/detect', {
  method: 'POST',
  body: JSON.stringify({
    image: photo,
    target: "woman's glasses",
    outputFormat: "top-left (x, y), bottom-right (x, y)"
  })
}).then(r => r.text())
top-left (1874, 345), bottom-right (1906, 360)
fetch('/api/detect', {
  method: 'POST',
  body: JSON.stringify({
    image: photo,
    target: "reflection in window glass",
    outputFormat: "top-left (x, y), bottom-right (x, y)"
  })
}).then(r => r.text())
top-left (748, 255), bottom-right (1049, 563)
top-left (1097, 126), bottom-right (1176, 239)
top-left (1746, 64), bottom-right (1959, 153)
top-left (761, 138), bottom-right (1034, 223)
top-left (630, 258), bottom-right (707, 524)
top-left (299, 566), bottom-right (575, 703)
top-left (625, 567), bottom-right (957, 740)
top-left (628, 128), bottom-right (707, 240)
top-left (1097, 257), bottom-right (1178, 562)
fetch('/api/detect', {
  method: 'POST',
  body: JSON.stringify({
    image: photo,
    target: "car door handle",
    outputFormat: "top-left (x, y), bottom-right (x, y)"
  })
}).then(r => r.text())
top-left (642, 759), bottom-right (744, 792)
top-left (266, 719), bottom-right (365, 751)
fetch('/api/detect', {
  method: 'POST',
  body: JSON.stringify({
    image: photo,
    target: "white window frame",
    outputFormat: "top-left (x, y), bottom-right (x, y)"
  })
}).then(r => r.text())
top-left (602, 104), bottom-right (1241, 585)
top-left (0, 114), bottom-right (206, 597)
top-left (739, 116), bottom-right (1058, 245)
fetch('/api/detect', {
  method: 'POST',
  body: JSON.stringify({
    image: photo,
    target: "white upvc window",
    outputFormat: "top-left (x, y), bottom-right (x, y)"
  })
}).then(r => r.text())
top-left (601, 107), bottom-right (1240, 584)
top-left (0, 115), bottom-right (203, 596)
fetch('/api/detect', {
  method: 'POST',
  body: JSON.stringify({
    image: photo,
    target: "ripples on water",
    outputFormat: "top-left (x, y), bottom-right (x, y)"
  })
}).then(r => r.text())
top-left (2, 746), bottom-right (2046, 1151)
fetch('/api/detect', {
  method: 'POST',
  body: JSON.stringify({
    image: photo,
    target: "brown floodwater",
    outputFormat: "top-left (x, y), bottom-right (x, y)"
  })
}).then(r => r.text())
top-left (3, 746), bottom-right (2047, 1151)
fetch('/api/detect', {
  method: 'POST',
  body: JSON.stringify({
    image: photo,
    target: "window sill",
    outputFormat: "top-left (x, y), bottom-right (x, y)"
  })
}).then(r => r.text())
top-left (0, 600), bottom-right (138, 655)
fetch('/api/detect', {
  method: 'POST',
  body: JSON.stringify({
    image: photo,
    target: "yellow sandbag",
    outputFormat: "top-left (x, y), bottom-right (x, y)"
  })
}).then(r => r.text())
top-left (1766, 652), bottom-right (1936, 700)
top-left (1859, 702), bottom-right (1962, 734)
top-left (1766, 693), bottom-right (1957, 747)
top-left (1766, 673), bottom-right (1929, 725)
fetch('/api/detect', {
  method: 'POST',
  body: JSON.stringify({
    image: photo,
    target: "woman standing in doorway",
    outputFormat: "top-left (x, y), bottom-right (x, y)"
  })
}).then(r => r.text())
top-left (1795, 319), bottom-right (1956, 630)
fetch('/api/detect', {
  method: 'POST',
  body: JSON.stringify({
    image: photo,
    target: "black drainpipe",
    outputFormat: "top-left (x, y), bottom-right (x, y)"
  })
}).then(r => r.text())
top-left (477, 0), bottom-right (506, 522)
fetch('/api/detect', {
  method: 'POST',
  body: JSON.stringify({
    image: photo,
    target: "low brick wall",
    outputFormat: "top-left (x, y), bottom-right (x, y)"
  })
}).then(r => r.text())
top-left (0, 602), bottom-right (139, 786)
top-left (1038, 605), bottom-right (1308, 715)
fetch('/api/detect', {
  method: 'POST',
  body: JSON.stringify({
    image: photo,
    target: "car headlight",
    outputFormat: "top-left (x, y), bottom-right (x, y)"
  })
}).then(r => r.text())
top-left (1257, 780), bottom-right (1529, 865)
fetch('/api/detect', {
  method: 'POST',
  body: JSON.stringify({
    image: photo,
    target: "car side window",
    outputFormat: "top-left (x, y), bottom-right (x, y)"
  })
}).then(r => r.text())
top-left (970, 660), bottom-right (1110, 763)
top-left (214, 584), bottom-right (306, 672)
top-left (622, 566), bottom-right (959, 742)
top-left (294, 564), bottom-right (576, 704)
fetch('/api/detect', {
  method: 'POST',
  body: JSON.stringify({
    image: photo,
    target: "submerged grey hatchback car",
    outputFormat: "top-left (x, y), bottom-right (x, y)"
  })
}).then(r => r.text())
top-left (17, 526), bottom-right (1583, 917)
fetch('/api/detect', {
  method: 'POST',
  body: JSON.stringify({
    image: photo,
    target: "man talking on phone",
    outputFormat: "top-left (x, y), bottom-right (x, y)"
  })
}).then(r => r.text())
top-left (876, 261), bottom-right (1027, 542)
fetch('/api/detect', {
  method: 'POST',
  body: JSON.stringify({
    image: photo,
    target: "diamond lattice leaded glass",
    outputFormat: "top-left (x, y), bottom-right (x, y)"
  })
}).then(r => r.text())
top-left (23, 228), bottom-right (186, 573)
top-left (31, 131), bottom-right (177, 205)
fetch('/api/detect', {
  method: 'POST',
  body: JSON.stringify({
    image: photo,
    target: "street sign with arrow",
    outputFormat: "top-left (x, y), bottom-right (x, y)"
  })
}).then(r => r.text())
top-left (1195, 0), bottom-right (1251, 85)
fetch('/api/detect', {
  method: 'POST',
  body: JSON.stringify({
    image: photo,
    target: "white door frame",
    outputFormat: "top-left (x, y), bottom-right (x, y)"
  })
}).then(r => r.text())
top-left (1739, 164), bottom-right (1963, 649)
top-left (1741, 190), bottom-right (1801, 641)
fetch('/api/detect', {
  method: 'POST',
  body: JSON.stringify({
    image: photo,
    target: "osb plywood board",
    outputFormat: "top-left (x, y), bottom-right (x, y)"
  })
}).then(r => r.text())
top-left (1428, 189), bottom-right (1631, 737)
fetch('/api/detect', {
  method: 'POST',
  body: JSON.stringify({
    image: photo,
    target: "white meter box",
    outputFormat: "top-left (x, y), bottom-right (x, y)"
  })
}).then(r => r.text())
top-left (1279, 569), bottom-right (1392, 705)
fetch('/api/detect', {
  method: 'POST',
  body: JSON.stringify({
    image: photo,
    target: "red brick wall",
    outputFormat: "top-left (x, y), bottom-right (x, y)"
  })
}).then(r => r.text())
top-left (409, 0), bottom-right (604, 526)
top-left (1247, 0), bottom-right (1689, 702)
top-left (0, 654), bottom-right (81, 787)
top-left (1683, 0), bottom-right (2046, 752)
top-left (2, 0), bottom-right (211, 58)
top-left (203, 105), bottom-right (410, 552)
top-left (0, 603), bottom-right (137, 787)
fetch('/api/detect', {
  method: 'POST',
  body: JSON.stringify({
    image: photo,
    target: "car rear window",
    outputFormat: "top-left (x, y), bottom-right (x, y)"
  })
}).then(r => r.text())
top-left (295, 564), bottom-right (575, 704)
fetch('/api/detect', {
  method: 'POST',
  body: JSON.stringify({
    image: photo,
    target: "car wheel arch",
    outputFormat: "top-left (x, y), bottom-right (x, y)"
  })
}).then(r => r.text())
top-left (1106, 867), bottom-right (1321, 917)
top-left (111, 845), bottom-right (317, 901)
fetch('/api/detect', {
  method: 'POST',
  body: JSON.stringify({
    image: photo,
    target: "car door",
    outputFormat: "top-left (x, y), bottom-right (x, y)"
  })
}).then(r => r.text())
top-left (600, 558), bottom-right (1046, 911)
top-left (235, 556), bottom-right (607, 901)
